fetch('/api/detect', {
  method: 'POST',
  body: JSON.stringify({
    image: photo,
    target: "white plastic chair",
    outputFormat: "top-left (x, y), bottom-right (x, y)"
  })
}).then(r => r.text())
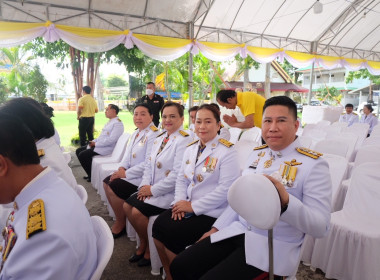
top-left (313, 139), bottom-right (349, 158)
top-left (298, 136), bottom-right (313, 148)
top-left (331, 121), bottom-right (348, 128)
top-left (334, 145), bottom-right (380, 211)
top-left (328, 132), bottom-right (358, 162)
top-left (310, 162), bottom-right (380, 280)
top-left (96, 162), bottom-right (120, 203)
top-left (315, 120), bottom-right (331, 128)
top-left (239, 127), bottom-right (262, 143)
top-left (323, 125), bottom-right (342, 138)
top-left (362, 136), bottom-right (380, 147)
top-left (147, 215), bottom-right (162, 276)
top-left (228, 127), bottom-right (242, 144)
top-left (76, 184), bottom-right (88, 204)
top-left (91, 132), bottom-right (130, 188)
top-left (90, 216), bottom-right (114, 280)
top-left (234, 140), bottom-right (259, 171)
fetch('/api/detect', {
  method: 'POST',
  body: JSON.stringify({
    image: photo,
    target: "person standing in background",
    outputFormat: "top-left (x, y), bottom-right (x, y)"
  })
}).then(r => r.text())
top-left (77, 85), bottom-right (98, 146)
top-left (339, 103), bottom-right (359, 127)
top-left (188, 106), bottom-right (199, 132)
top-left (216, 89), bottom-right (266, 129)
top-left (136, 82), bottom-right (164, 127)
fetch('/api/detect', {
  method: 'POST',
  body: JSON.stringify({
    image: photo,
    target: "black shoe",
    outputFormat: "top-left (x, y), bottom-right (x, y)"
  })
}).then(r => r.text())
top-left (112, 228), bottom-right (126, 239)
top-left (83, 176), bottom-right (89, 180)
top-left (137, 257), bottom-right (151, 267)
top-left (86, 178), bottom-right (91, 182)
top-left (129, 253), bottom-right (144, 263)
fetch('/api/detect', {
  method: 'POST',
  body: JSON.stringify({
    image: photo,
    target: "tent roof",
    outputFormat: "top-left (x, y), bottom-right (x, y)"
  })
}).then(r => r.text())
top-left (1, 0), bottom-right (380, 60)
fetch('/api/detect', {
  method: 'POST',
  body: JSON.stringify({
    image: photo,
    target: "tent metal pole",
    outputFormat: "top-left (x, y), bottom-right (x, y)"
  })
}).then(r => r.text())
top-left (189, 22), bottom-right (194, 107)
top-left (268, 229), bottom-right (274, 280)
top-left (308, 62), bottom-right (314, 105)
top-left (265, 63), bottom-right (271, 99)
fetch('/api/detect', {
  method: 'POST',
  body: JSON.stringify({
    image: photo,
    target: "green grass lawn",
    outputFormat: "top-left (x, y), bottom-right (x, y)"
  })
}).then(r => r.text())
top-left (53, 110), bottom-right (189, 148)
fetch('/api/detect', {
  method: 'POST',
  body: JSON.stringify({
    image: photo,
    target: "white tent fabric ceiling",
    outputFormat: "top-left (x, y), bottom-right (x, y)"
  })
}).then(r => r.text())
top-left (1, 0), bottom-right (380, 61)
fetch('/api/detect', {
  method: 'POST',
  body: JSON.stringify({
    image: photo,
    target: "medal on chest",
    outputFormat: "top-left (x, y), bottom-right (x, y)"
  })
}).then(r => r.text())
top-left (202, 156), bottom-right (218, 173)
top-left (0, 211), bottom-right (17, 273)
top-left (249, 151), bottom-right (265, 169)
top-left (279, 159), bottom-right (302, 187)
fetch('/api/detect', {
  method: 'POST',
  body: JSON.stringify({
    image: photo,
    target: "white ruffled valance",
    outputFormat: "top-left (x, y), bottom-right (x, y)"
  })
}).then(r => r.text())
top-left (1, 21), bottom-right (380, 74)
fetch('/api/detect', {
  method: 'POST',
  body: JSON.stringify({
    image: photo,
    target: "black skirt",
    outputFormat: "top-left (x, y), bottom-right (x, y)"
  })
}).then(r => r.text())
top-left (103, 175), bottom-right (138, 200)
top-left (152, 209), bottom-right (216, 255)
top-left (125, 193), bottom-right (166, 218)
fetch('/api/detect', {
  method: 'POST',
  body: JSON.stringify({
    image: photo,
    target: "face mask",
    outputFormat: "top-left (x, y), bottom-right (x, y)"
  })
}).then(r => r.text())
top-left (146, 89), bottom-right (154, 95)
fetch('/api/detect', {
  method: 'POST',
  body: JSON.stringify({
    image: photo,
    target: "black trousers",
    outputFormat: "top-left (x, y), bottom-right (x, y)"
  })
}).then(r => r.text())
top-left (170, 234), bottom-right (282, 280)
top-left (76, 146), bottom-right (99, 177)
top-left (78, 117), bottom-right (95, 146)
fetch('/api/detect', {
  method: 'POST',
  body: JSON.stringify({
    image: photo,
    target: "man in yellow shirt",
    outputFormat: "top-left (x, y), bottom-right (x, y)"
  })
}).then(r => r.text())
top-left (77, 85), bottom-right (99, 146)
top-left (216, 89), bottom-right (266, 128)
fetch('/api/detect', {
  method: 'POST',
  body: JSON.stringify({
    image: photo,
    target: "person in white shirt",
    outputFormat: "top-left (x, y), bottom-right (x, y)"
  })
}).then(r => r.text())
top-left (339, 103), bottom-right (359, 127)
top-left (76, 104), bottom-right (124, 181)
top-left (188, 106), bottom-right (199, 132)
top-left (359, 104), bottom-right (379, 136)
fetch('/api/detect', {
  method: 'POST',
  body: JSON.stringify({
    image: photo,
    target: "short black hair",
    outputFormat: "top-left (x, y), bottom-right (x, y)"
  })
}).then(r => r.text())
top-left (161, 101), bottom-right (184, 117)
top-left (82, 86), bottom-right (91, 94)
top-left (0, 97), bottom-right (55, 140)
top-left (216, 89), bottom-right (236, 103)
top-left (188, 106), bottom-right (199, 114)
top-left (364, 104), bottom-right (374, 112)
top-left (146, 82), bottom-right (155, 87)
top-left (198, 104), bottom-right (221, 123)
top-left (345, 103), bottom-right (354, 108)
top-left (108, 104), bottom-right (119, 115)
top-left (209, 103), bottom-right (221, 112)
top-left (0, 112), bottom-right (40, 165)
top-left (134, 103), bottom-right (153, 115)
top-left (40, 102), bottom-right (54, 118)
top-left (263, 96), bottom-right (297, 120)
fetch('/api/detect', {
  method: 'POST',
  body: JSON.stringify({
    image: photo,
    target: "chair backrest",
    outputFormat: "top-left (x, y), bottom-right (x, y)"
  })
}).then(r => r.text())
top-left (316, 120), bottom-right (331, 128)
top-left (229, 127), bottom-right (242, 144)
top-left (234, 140), bottom-right (259, 170)
top-left (76, 184), bottom-right (88, 204)
top-left (321, 153), bottom-right (348, 198)
top-left (344, 162), bottom-right (380, 217)
top-left (314, 139), bottom-right (349, 158)
top-left (63, 152), bottom-right (71, 164)
top-left (298, 136), bottom-right (313, 148)
top-left (239, 127), bottom-right (262, 143)
top-left (110, 132), bottom-right (130, 160)
top-left (90, 216), bottom-right (114, 280)
top-left (362, 136), bottom-right (380, 147)
top-left (353, 145), bottom-right (380, 169)
top-left (323, 125), bottom-right (342, 138)
top-left (331, 132), bottom-right (358, 161)
top-left (331, 121), bottom-right (348, 128)
top-left (370, 127), bottom-right (380, 137)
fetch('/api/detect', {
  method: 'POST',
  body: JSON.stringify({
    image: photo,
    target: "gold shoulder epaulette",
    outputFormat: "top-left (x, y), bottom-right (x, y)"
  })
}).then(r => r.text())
top-left (37, 149), bottom-right (45, 158)
top-left (179, 130), bottom-right (189, 137)
top-left (150, 125), bottom-right (158, 132)
top-left (220, 123), bottom-right (224, 128)
top-left (156, 131), bottom-right (166, 138)
top-left (26, 199), bottom-right (47, 239)
top-left (353, 112), bottom-right (358, 115)
top-left (254, 144), bottom-right (268, 150)
top-left (187, 140), bottom-right (199, 147)
top-left (296, 147), bottom-right (323, 159)
top-left (341, 113), bottom-right (345, 115)
top-left (219, 138), bottom-right (234, 148)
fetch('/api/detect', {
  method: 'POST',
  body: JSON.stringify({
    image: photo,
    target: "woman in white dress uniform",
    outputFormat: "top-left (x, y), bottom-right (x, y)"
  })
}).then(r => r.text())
top-left (124, 102), bottom-right (192, 267)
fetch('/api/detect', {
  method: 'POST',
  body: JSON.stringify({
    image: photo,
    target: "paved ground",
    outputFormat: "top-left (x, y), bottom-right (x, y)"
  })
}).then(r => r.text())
top-left (68, 148), bottom-right (331, 280)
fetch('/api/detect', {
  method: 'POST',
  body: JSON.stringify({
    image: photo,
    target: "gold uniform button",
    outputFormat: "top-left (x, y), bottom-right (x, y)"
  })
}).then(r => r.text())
top-left (157, 162), bottom-right (162, 169)
top-left (165, 170), bottom-right (171, 176)
top-left (212, 143), bottom-right (216, 147)
top-left (186, 160), bottom-right (190, 164)
top-left (132, 153), bottom-right (136, 158)
top-left (197, 174), bottom-right (204, 182)
top-left (0, 245), bottom-right (3, 252)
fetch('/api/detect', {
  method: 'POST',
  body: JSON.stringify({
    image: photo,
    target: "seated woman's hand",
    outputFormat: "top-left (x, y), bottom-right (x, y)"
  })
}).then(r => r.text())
top-left (137, 185), bottom-right (152, 201)
top-left (171, 211), bottom-right (185, 221)
top-left (198, 227), bottom-right (218, 242)
top-left (172, 200), bottom-right (193, 215)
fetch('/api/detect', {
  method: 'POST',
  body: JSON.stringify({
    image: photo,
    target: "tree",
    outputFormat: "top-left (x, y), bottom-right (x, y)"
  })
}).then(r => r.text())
top-left (0, 46), bottom-right (33, 96)
top-left (25, 65), bottom-right (49, 102)
top-left (346, 69), bottom-right (380, 101)
top-left (230, 55), bottom-right (260, 87)
top-left (279, 58), bottom-right (301, 84)
top-left (316, 86), bottom-right (342, 105)
top-left (106, 74), bottom-right (128, 87)
top-left (0, 76), bottom-right (8, 104)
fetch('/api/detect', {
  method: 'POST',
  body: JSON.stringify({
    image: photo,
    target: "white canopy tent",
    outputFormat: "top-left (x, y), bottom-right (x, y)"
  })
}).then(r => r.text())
top-left (1, 0), bottom-right (380, 104)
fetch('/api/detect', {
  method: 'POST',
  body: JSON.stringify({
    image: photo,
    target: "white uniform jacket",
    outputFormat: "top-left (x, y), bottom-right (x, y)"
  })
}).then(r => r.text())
top-left (36, 137), bottom-right (78, 191)
top-left (0, 168), bottom-right (97, 280)
top-left (140, 127), bottom-right (192, 209)
top-left (359, 113), bottom-right (378, 134)
top-left (339, 112), bottom-right (359, 126)
top-left (173, 136), bottom-right (240, 218)
top-left (119, 123), bottom-right (159, 186)
top-left (210, 138), bottom-right (332, 276)
top-left (93, 117), bottom-right (124, 155)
